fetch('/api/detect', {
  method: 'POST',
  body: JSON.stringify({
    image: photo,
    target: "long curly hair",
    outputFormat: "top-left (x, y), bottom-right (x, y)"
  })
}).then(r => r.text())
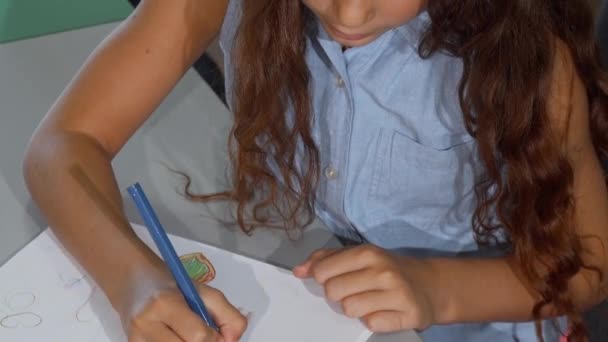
top-left (187, 1), bottom-right (608, 340)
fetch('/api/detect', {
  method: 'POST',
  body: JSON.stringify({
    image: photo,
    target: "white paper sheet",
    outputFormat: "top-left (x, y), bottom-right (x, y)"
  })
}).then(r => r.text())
top-left (0, 224), bottom-right (373, 342)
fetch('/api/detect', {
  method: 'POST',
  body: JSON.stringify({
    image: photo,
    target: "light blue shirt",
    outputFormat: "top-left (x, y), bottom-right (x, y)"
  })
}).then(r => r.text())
top-left (219, 1), bottom-right (565, 340)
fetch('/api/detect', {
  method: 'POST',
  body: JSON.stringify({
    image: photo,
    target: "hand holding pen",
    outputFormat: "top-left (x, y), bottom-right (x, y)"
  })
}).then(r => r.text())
top-left (123, 183), bottom-right (247, 342)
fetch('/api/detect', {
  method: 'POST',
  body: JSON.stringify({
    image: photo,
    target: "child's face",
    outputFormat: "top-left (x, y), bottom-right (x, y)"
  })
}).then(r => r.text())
top-left (303, 0), bottom-right (427, 47)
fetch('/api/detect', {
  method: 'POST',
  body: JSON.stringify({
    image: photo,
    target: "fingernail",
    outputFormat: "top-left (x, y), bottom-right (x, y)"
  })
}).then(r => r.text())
top-left (292, 265), bottom-right (306, 276)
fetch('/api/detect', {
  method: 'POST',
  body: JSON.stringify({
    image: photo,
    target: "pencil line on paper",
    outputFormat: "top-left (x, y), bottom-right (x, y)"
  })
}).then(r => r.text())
top-left (0, 312), bottom-right (43, 329)
top-left (76, 286), bottom-right (98, 323)
top-left (4, 292), bottom-right (36, 311)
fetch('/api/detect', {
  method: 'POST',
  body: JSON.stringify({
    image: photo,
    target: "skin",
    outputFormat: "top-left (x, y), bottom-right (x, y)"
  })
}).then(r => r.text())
top-left (23, 1), bottom-right (245, 341)
top-left (293, 71), bottom-right (608, 330)
top-left (303, 0), bottom-right (428, 47)
top-left (23, 0), bottom-right (608, 339)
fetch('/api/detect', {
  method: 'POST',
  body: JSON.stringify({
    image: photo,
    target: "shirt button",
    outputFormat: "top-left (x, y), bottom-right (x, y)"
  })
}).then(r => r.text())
top-left (324, 166), bottom-right (339, 180)
top-left (336, 76), bottom-right (345, 88)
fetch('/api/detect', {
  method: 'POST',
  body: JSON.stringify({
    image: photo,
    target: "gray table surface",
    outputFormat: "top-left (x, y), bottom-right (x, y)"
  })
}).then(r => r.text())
top-left (0, 22), bottom-right (421, 342)
top-left (0, 22), bottom-right (341, 268)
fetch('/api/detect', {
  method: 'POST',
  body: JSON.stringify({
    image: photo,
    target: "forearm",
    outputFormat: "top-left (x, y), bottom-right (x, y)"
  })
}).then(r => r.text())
top-left (23, 131), bottom-right (166, 312)
top-left (425, 256), bottom-right (606, 324)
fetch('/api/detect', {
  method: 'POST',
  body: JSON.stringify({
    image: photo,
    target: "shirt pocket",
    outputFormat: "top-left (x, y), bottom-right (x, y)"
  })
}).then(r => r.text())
top-left (367, 129), bottom-right (480, 230)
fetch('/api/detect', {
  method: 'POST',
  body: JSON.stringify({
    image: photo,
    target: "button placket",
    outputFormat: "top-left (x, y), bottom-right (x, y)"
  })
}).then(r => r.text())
top-left (324, 165), bottom-right (338, 180)
top-left (330, 78), bottom-right (358, 236)
top-left (323, 80), bottom-right (346, 219)
top-left (336, 75), bottom-right (345, 88)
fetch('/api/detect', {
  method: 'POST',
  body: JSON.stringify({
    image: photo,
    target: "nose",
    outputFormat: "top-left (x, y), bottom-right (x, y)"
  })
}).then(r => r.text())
top-left (333, 0), bottom-right (374, 28)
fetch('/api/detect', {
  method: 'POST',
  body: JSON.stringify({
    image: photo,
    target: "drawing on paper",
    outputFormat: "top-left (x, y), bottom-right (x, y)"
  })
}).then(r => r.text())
top-left (180, 253), bottom-right (216, 284)
top-left (75, 286), bottom-right (98, 323)
top-left (0, 292), bottom-right (42, 329)
top-left (55, 272), bottom-right (99, 324)
top-left (0, 312), bottom-right (43, 329)
top-left (58, 273), bottom-right (87, 289)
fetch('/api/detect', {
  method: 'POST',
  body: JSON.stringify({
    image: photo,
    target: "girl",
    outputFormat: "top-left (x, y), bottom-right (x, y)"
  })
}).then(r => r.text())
top-left (23, 0), bottom-right (608, 341)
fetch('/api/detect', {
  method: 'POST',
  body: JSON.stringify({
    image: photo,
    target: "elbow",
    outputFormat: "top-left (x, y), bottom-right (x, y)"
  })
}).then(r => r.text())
top-left (594, 268), bottom-right (608, 307)
top-left (586, 248), bottom-right (608, 309)
top-left (23, 134), bottom-right (42, 186)
top-left (572, 267), bottom-right (608, 311)
top-left (580, 285), bottom-right (608, 312)
top-left (22, 129), bottom-right (113, 189)
top-left (22, 132), bottom-right (52, 193)
top-left (22, 129), bottom-right (71, 190)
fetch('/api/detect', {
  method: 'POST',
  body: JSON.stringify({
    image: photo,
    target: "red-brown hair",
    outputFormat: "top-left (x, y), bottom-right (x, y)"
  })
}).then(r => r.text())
top-left (186, 1), bottom-right (608, 340)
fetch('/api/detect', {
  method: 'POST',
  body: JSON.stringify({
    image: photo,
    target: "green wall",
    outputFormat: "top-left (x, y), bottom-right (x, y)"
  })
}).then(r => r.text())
top-left (0, 0), bottom-right (132, 43)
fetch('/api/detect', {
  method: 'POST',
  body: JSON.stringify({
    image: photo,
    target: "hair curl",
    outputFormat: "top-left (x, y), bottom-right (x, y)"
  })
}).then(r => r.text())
top-left (187, 1), bottom-right (608, 340)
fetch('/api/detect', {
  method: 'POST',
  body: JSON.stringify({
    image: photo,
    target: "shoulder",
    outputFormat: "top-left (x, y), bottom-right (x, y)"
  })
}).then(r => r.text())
top-left (136, 0), bottom-right (228, 36)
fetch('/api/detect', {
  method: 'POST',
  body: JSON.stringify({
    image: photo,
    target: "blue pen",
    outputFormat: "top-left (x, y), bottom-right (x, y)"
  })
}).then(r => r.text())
top-left (127, 182), bottom-right (218, 331)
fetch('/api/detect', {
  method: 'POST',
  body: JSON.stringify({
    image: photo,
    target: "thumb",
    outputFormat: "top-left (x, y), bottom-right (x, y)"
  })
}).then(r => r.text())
top-left (199, 286), bottom-right (247, 342)
top-left (218, 325), bottom-right (243, 342)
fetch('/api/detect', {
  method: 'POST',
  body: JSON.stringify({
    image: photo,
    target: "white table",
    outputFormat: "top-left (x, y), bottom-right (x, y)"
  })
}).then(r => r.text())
top-left (0, 22), bottom-right (421, 342)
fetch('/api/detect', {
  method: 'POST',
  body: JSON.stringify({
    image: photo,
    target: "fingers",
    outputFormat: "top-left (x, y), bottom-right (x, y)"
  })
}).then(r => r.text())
top-left (129, 320), bottom-right (182, 342)
top-left (127, 286), bottom-right (243, 342)
top-left (199, 286), bottom-right (248, 342)
top-left (156, 293), bottom-right (221, 342)
top-left (361, 310), bottom-right (412, 333)
top-left (300, 245), bottom-right (390, 284)
top-left (342, 291), bottom-right (431, 332)
top-left (143, 322), bottom-right (185, 342)
top-left (294, 246), bottom-right (433, 333)
top-left (340, 290), bottom-right (407, 320)
top-left (323, 268), bottom-right (382, 302)
top-left (292, 248), bottom-right (341, 278)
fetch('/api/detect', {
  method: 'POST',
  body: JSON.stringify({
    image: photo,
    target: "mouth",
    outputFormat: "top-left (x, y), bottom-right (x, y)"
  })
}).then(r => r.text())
top-left (326, 24), bottom-right (373, 42)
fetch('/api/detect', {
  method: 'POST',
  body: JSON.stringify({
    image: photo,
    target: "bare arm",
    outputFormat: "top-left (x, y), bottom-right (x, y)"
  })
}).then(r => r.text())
top-left (428, 43), bottom-right (608, 324)
top-left (23, 0), bottom-right (228, 316)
